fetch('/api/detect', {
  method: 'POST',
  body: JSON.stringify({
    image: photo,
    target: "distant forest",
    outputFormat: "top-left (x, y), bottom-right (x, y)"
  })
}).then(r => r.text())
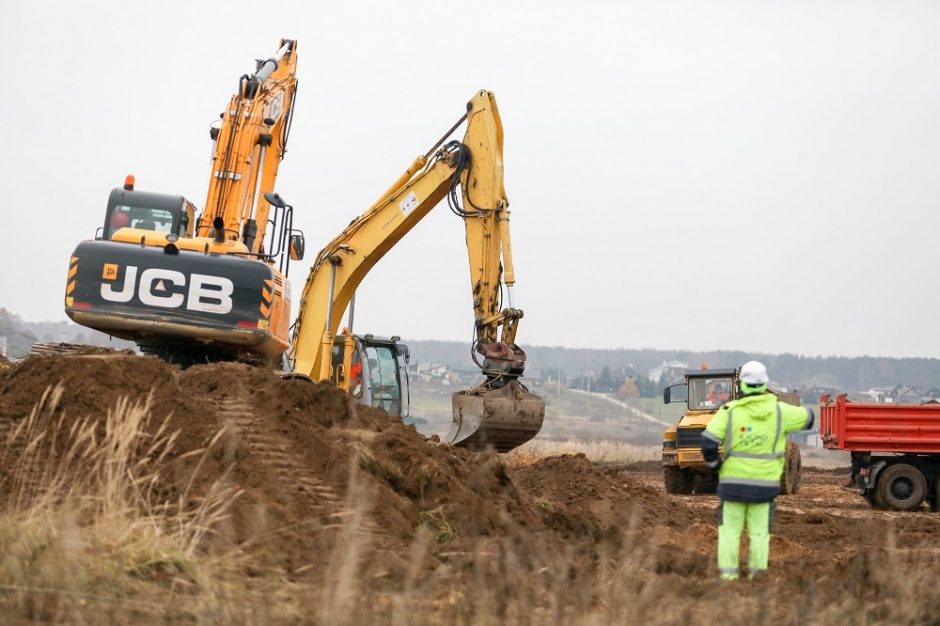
top-left (404, 339), bottom-right (940, 394)
top-left (4, 309), bottom-right (940, 394)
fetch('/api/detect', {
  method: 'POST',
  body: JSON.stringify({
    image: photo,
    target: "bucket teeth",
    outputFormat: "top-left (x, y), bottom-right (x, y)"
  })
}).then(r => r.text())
top-left (448, 380), bottom-right (544, 452)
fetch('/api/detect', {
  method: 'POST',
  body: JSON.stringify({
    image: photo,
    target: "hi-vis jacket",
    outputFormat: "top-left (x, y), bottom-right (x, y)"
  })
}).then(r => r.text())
top-left (701, 393), bottom-right (814, 502)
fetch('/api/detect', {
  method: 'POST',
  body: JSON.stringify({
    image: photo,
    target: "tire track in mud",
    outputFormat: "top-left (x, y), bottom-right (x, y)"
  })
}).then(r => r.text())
top-left (214, 393), bottom-right (388, 542)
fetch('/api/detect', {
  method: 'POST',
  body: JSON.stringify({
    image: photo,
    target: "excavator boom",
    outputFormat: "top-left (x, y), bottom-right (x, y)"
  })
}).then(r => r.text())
top-left (291, 90), bottom-right (543, 451)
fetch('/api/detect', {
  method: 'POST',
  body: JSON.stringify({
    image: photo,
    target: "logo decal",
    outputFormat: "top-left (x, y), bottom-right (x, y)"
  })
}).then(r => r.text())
top-left (100, 265), bottom-right (234, 314)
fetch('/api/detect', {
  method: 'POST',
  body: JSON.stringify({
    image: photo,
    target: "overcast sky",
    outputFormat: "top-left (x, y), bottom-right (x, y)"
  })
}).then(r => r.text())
top-left (3, 1), bottom-right (940, 358)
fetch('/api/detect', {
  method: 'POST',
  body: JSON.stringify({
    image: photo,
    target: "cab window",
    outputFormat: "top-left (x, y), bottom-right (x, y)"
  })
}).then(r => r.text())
top-left (107, 205), bottom-right (175, 239)
top-left (688, 377), bottom-right (733, 411)
top-left (364, 345), bottom-right (401, 414)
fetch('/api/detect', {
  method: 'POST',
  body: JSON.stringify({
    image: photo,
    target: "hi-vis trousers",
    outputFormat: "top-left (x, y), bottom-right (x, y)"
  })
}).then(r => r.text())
top-left (717, 499), bottom-right (774, 580)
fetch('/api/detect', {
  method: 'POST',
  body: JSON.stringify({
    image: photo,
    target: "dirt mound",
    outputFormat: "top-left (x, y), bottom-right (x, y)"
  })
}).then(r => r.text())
top-left (512, 454), bottom-right (697, 538)
top-left (0, 353), bottom-right (690, 589)
top-left (0, 353), bottom-right (191, 425)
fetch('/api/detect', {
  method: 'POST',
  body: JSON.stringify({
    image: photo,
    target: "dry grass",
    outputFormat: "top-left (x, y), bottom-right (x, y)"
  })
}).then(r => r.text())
top-left (0, 384), bottom-right (241, 621)
top-left (506, 438), bottom-right (659, 468)
top-left (0, 388), bottom-right (938, 624)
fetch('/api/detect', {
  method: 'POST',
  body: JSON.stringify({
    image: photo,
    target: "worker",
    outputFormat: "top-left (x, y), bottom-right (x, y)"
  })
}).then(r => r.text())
top-left (349, 359), bottom-right (363, 397)
top-left (699, 360), bottom-right (814, 581)
top-left (109, 209), bottom-right (129, 235)
top-left (706, 382), bottom-right (729, 407)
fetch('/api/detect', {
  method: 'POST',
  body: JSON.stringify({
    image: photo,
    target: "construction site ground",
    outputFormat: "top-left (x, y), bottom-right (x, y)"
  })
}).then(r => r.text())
top-left (0, 353), bottom-right (938, 624)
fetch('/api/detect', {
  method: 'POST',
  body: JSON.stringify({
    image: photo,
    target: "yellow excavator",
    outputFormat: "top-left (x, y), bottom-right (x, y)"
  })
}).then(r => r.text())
top-left (63, 38), bottom-right (542, 451)
top-left (65, 40), bottom-right (302, 362)
top-left (284, 89), bottom-right (544, 451)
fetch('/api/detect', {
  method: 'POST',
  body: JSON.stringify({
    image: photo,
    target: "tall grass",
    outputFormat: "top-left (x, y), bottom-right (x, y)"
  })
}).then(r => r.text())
top-left (507, 438), bottom-right (659, 466)
top-left (0, 387), bottom-right (937, 624)
top-left (0, 384), bottom-right (238, 620)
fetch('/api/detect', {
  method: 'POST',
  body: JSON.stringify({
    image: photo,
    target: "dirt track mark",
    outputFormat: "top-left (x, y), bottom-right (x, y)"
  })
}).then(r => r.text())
top-left (215, 394), bottom-right (388, 540)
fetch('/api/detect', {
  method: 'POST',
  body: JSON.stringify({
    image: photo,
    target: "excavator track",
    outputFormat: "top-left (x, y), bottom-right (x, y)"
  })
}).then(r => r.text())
top-left (215, 392), bottom-right (387, 539)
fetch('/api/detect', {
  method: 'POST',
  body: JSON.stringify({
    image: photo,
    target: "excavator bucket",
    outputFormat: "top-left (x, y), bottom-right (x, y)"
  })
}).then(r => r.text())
top-left (448, 381), bottom-right (544, 452)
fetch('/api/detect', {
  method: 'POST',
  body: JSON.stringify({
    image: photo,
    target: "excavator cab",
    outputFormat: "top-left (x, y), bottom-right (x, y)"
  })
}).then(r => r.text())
top-left (331, 334), bottom-right (410, 417)
top-left (100, 180), bottom-right (196, 242)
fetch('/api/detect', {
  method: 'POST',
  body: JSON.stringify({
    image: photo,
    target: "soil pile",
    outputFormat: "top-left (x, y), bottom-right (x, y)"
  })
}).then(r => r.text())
top-left (0, 353), bottom-right (686, 589)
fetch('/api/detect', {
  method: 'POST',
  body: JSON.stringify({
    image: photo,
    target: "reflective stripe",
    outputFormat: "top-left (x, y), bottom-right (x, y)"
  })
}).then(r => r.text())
top-left (702, 430), bottom-right (722, 443)
top-left (719, 567), bottom-right (740, 574)
top-left (725, 408), bottom-right (734, 454)
top-left (770, 403), bottom-right (782, 453)
top-left (727, 451), bottom-right (784, 460)
top-left (718, 477), bottom-right (780, 487)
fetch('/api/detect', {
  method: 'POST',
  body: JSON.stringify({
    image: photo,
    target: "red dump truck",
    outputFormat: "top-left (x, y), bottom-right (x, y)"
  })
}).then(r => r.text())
top-left (820, 394), bottom-right (940, 511)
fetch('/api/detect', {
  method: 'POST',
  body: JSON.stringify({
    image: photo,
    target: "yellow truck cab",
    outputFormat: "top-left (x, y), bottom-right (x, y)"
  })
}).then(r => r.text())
top-left (661, 366), bottom-right (802, 495)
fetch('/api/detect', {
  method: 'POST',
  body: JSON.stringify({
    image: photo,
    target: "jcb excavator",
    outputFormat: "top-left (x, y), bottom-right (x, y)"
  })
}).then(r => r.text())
top-left (65, 40), bottom-right (303, 361)
top-left (286, 89), bottom-right (544, 451)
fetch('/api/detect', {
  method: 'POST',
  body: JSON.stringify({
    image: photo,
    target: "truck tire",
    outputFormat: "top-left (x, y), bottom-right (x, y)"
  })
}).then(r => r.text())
top-left (692, 472), bottom-right (718, 494)
top-left (876, 463), bottom-right (927, 511)
top-left (863, 490), bottom-right (888, 509)
top-left (779, 442), bottom-right (802, 495)
top-left (664, 466), bottom-right (693, 495)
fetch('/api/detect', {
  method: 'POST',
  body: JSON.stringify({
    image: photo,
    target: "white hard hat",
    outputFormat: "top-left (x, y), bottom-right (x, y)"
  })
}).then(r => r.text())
top-left (740, 360), bottom-right (769, 385)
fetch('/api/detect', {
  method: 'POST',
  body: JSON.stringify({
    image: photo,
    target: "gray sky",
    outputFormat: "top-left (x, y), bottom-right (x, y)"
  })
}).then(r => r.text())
top-left (3, 1), bottom-right (940, 357)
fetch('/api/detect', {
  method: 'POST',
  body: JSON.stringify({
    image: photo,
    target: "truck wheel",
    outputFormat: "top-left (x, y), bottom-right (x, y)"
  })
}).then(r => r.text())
top-left (862, 491), bottom-right (887, 509)
top-left (780, 442), bottom-right (802, 495)
top-left (664, 466), bottom-right (693, 495)
top-left (692, 472), bottom-right (718, 494)
top-left (876, 463), bottom-right (927, 511)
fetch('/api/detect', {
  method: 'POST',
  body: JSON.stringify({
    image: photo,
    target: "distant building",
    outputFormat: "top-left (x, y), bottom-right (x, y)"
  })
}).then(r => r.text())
top-left (864, 387), bottom-right (895, 403)
top-left (648, 360), bottom-right (689, 384)
top-left (801, 386), bottom-right (839, 404)
top-left (924, 387), bottom-right (940, 400)
top-left (892, 385), bottom-right (922, 405)
top-left (407, 362), bottom-right (450, 383)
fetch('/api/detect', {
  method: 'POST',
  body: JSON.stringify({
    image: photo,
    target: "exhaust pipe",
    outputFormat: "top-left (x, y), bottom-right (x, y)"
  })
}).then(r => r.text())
top-left (213, 217), bottom-right (226, 244)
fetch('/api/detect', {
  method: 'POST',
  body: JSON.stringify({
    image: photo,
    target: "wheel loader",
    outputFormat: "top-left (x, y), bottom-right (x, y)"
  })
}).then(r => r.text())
top-left (661, 366), bottom-right (802, 495)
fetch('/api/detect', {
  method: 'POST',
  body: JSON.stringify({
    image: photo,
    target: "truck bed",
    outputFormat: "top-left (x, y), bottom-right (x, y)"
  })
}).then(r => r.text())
top-left (820, 394), bottom-right (940, 453)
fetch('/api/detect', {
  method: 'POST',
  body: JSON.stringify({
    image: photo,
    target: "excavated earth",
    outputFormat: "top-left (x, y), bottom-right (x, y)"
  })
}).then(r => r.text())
top-left (1, 352), bottom-right (940, 623)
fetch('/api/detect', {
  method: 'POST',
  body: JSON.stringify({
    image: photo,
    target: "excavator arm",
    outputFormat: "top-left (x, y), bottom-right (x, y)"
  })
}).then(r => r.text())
top-left (291, 90), bottom-right (543, 451)
top-left (197, 39), bottom-right (298, 256)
